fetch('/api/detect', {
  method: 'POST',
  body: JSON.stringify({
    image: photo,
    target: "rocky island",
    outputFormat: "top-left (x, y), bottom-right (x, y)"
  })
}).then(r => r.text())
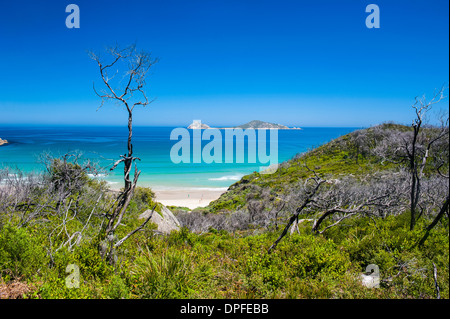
top-left (233, 120), bottom-right (301, 130)
top-left (187, 121), bottom-right (211, 129)
top-left (0, 138), bottom-right (8, 146)
top-left (187, 120), bottom-right (301, 130)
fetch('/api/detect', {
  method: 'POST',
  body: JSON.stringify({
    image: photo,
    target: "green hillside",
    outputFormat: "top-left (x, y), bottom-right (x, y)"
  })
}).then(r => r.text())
top-left (205, 123), bottom-right (407, 213)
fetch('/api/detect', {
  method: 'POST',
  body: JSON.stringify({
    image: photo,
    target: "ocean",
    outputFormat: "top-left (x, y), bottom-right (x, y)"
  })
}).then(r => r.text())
top-left (0, 125), bottom-right (360, 190)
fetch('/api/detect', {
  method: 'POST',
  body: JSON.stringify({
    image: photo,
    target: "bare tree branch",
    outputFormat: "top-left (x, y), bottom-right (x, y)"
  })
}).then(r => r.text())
top-left (268, 170), bottom-right (325, 254)
top-left (114, 204), bottom-right (156, 248)
top-left (89, 44), bottom-right (158, 263)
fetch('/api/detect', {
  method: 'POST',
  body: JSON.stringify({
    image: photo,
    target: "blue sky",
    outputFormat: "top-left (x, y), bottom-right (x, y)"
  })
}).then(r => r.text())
top-left (0, 0), bottom-right (448, 127)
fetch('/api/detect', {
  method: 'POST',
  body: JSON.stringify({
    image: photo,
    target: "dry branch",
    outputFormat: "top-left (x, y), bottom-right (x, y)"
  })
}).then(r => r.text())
top-left (90, 44), bottom-right (158, 263)
top-left (268, 175), bottom-right (325, 254)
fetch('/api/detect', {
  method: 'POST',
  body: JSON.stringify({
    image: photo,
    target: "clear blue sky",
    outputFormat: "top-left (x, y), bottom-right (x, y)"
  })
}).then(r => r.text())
top-left (0, 0), bottom-right (448, 127)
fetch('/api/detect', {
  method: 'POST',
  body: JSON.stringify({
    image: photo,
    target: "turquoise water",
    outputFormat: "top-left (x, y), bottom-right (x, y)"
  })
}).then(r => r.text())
top-left (0, 126), bottom-right (359, 190)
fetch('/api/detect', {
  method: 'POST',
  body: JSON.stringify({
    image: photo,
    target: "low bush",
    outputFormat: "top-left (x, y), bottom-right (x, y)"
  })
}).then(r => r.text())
top-left (0, 224), bottom-right (48, 281)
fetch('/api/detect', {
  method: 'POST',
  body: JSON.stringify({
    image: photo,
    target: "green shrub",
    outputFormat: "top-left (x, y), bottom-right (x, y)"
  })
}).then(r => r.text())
top-left (167, 226), bottom-right (195, 247)
top-left (130, 248), bottom-right (195, 298)
top-left (103, 275), bottom-right (130, 299)
top-left (37, 273), bottom-right (101, 299)
top-left (0, 224), bottom-right (48, 281)
top-left (50, 241), bottom-right (111, 284)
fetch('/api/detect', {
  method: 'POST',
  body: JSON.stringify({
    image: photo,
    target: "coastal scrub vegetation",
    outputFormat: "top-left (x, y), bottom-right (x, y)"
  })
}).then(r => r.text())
top-left (0, 90), bottom-right (448, 299)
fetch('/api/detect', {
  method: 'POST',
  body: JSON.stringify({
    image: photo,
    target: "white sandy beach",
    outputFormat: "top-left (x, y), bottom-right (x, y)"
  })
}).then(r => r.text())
top-left (153, 187), bottom-right (227, 210)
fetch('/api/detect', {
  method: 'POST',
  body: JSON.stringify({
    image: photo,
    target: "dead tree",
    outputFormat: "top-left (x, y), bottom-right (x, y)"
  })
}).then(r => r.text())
top-left (373, 86), bottom-right (448, 231)
top-left (407, 87), bottom-right (447, 230)
top-left (418, 158), bottom-right (450, 246)
top-left (310, 171), bottom-right (408, 233)
top-left (268, 169), bottom-right (325, 254)
top-left (418, 194), bottom-right (449, 247)
top-left (312, 195), bottom-right (388, 234)
top-left (89, 44), bottom-right (158, 261)
top-left (40, 152), bottom-right (99, 214)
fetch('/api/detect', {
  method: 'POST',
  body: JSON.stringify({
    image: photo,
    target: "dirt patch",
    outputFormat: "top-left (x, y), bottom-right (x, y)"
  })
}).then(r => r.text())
top-left (0, 280), bottom-right (35, 299)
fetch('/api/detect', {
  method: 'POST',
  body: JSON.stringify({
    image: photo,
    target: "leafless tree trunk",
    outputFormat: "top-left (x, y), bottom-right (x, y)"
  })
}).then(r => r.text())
top-left (418, 195), bottom-right (449, 246)
top-left (372, 86), bottom-right (448, 231)
top-left (407, 87), bottom-right (447, 230)
top-left (311, 195), bottom-right (388, 234)
top-left (89, 44), bottom-right (158, 262)
top-left (268, 171), bottom-right (325, 254)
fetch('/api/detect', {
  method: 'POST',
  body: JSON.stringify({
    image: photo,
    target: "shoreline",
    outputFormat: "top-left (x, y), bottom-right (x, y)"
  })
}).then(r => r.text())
top-left (1, 171), bottom-right (229, 210)
top-left (1, 180), bottom-right (227, 210)
top-left (153, 187), bottom-right (226, 209)
top-left (1, 172), bottom-right (228, 210)
top-left (107, 183), bottom-right (227, 210)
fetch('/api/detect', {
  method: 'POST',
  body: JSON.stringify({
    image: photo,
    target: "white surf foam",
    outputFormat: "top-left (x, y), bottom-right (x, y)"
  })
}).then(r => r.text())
top-left (208, 174), bottom-right (243, 181)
